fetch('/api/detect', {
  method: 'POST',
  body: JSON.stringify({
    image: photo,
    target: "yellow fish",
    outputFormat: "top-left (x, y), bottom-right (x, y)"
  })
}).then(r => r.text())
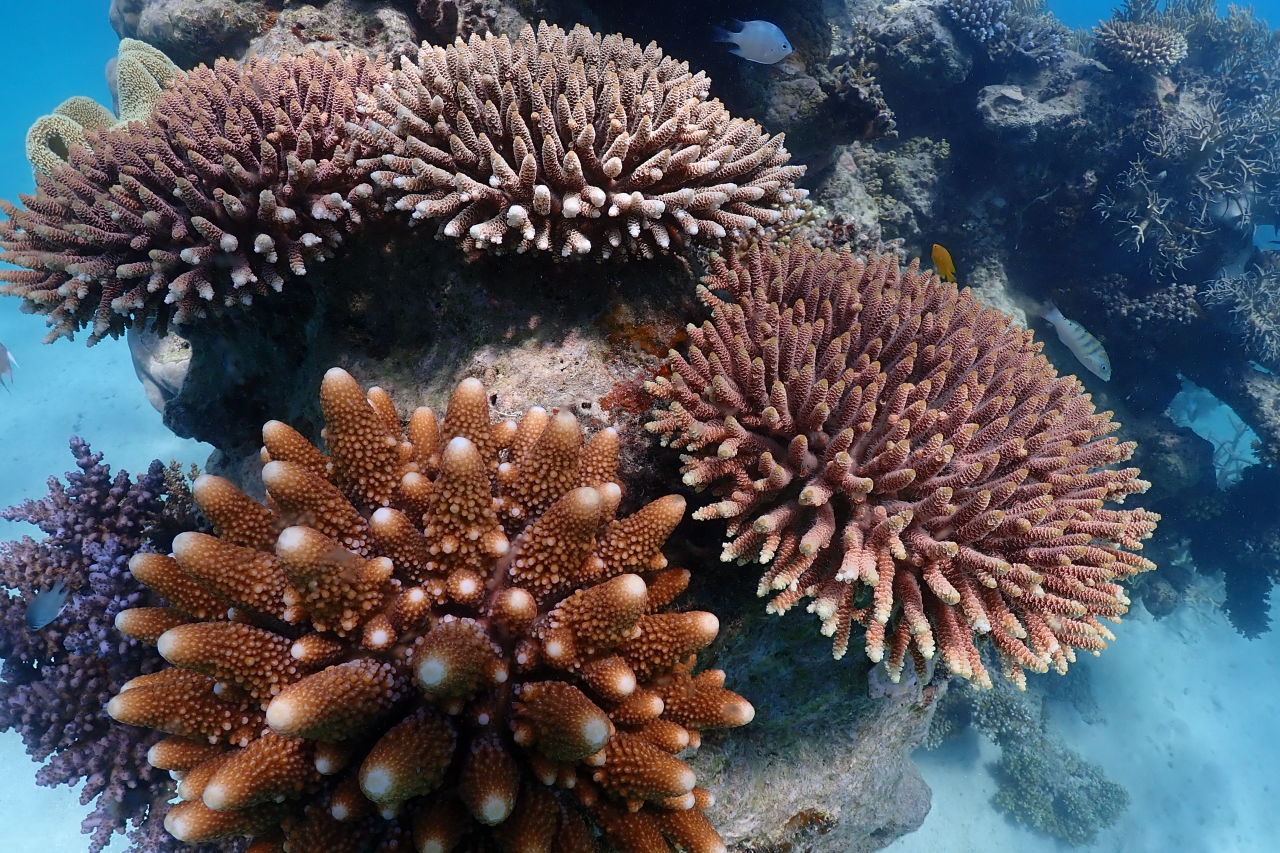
top-left (931, 244), bottom-right (956, 282)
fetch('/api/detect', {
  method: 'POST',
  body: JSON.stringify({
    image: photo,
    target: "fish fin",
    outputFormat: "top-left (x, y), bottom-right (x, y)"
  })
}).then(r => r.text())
top-left (710, 25), bottom-right (736, 44)
top-left (5, 352), bottom-right (16, 368)
top-left (727, 47), bottom-right (752, 60)
top-left (1040, 304), bottom-right (1064, 322)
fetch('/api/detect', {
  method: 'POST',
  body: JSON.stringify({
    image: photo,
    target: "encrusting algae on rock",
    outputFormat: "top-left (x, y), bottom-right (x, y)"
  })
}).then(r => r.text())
top-left (107, 367), bottom-right (752, 851)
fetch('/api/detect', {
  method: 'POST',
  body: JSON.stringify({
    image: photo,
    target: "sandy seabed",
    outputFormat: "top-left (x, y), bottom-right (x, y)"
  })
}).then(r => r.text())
top-left (1, 308), bottom-right (1278, 853)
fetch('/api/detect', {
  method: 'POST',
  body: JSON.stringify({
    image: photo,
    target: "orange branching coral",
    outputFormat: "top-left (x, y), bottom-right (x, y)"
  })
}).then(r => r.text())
top-left (355, 22), bottom-right (807, 259)
top-left (647, 242), bottom-right (1160, 689)
top-left (108, 368), bottom-right (752, 850)
top-left (0, 52), bottom-right (383, 344)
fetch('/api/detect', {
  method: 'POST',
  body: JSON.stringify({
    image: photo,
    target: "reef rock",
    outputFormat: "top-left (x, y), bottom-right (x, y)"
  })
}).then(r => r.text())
top-left (110, 0), bottom-right (437, 67)
top-left (814, 138), bottom-right (950, 243)
top-left (688, 590), bottom-right (935, 851)
top-left (108, 0), bottom-right (271, 68)
top-left (975, 54), bottom-right (1106, 147)
top-left (247, 0), bottom-right (419, 61)
top-left (862, 0), bottom-right (973, 93)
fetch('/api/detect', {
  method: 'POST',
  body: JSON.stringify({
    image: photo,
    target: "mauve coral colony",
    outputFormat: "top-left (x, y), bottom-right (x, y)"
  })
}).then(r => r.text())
top-left (0, 439), bottom-right (189, 852)
top-left (1, 50), bottom-right (382, 344)
top-left (0, 22), bottom-right (804, 344)
top-left (647, 243), bottom-right (1160, 689)
top-left (106, 368), bottom-right (752, 850)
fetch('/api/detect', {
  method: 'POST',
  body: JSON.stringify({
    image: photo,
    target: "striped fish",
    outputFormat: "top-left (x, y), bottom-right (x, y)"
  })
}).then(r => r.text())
top-left (1042, 307), bottom-right (1111, 381)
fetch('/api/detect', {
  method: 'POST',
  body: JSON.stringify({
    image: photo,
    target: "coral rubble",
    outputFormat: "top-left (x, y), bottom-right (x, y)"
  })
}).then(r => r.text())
top-left (108, 368), bottom-right (751, 849)
top-left (648, 241), bottom-right (1159, 688)
top-left (358, 23), bottom-right (807, 259)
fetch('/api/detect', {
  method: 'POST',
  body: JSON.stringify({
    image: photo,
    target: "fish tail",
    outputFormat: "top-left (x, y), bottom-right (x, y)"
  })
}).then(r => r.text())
top-left (711, 25), bottom-right (736, 43)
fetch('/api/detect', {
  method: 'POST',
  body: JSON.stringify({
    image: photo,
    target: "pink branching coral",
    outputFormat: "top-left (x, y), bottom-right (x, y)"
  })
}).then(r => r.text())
top-left (355, 23), bottom-right (807, 259)
top-left (0, 51), bottom-right (384, 344)
top-left (647, 242), bottom-right (1160, 688)
top-left (108, 368), bottom-right (751, 850)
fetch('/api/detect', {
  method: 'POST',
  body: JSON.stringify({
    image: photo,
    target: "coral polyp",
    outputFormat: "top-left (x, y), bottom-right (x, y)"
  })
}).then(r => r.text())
top-left (108, 368), bottom-right (751, 850)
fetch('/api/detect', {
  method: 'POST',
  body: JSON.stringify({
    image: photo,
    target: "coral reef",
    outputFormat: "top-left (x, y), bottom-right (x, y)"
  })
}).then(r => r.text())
top-left (2, 23), bottom-right (806, 342)
top-left (1202, 266), bottom-right (1280, 371)
top-left (358, 23), bottom-right (807, 259)
top-left (930, 679), bottom-right (1128, 845)
top-left (1186, 464), bottom-right (1280, 637)
top-left (0, 438), bottom-right (215, 852)
top-left (648, 241), bottom-right (1159, 688)
top-left (942, 0), bottom-right (1012, 48)
top-left (108, 368), bottom-right (752, 849)
top-left (941, 0), bottom-right (1066, 65)
top-left (1093, 19), bottom-right (1188, 73)
top-left (0, 50), bottom-right (383, 344)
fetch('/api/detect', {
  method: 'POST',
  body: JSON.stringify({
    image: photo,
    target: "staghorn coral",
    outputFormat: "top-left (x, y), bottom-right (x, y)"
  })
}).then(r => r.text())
top-left (929, 678), bottom-right (1128, 844)
top-left (647, 242), bottom-right (1159, 689)
top-left (0, 50), bottom-right (383, 344)
top-left (1093, 19), bottom-right (1188, 73)
top-left (1202, 267), bottom-right (1280, 371)
top-left (356, 22), bottom-right (807, 259)
top-left (943, 0), bottom-right (1012, 46)
top-left (0, 438), bottom-right (223, 853)
top-left (107, 367), bottom-right (752, 850)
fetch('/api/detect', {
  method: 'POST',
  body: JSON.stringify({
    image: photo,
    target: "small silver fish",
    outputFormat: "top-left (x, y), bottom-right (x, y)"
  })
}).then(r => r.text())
top-left (0, 341), bottom-right (16, 391)
top-left (1042, 307), bottom-right (1111, 381)
top-left (26, 580), bottom-right (70, 630)
top-left (712, 19), bottom-right (794, 65)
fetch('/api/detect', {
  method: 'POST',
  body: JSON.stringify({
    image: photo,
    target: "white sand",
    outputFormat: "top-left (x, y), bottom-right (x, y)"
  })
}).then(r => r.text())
top-left (893, 583), bottom-right (1280, 853)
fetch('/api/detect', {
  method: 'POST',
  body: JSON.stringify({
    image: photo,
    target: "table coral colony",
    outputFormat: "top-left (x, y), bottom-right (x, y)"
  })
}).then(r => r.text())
top-left (0, 23), bottom-right (805, 344)
top-left (107, 368), bottom-right (752, 851)
top-left (647, 242), bottom-right (1160, 689)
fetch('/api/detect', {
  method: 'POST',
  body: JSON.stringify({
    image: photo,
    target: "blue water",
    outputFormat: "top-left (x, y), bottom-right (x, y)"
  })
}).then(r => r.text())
top-left (1048, 0), bottom-right (1277, 28)
top-left (0, 0), bottom-right (198, 532)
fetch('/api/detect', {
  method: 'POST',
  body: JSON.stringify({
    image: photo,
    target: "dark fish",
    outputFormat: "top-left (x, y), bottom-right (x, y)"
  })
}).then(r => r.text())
top-left (26, 580), bottom-right (70, 630)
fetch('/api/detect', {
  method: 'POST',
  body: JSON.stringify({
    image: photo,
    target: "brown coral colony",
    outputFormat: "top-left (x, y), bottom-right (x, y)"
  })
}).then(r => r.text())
top-left (1, 51), bottom-right (383, 343)
top-left (357, 23), bottom-right (807, 258)
top-left (647, 243), bottom-right (1160, 689)
top-left (0, 22), bottom-right (806, 343)
top-left (108, 368), bottom-right (752, 850)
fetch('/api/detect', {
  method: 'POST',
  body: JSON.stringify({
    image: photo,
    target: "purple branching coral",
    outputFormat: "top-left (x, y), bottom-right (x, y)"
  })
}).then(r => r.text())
top-left (0, 438), bottom-right (229, 852)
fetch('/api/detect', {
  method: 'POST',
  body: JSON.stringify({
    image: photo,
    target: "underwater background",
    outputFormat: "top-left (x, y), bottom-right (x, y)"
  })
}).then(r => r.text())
top-left (0, 1), bottom-right (1278, 851)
